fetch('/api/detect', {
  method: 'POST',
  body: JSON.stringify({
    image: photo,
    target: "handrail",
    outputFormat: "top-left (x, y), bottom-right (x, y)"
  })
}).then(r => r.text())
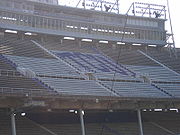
top-left (31, 40), bottom-right (87, 79)
top-left (0, 87), bottom-right (55, 96)
top-left (138, 50), bottom-right (180, 76)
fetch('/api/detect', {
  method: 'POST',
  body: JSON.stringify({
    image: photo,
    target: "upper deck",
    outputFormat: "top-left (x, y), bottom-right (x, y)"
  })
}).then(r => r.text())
top-left (0, 0), bottom-right (166, 46)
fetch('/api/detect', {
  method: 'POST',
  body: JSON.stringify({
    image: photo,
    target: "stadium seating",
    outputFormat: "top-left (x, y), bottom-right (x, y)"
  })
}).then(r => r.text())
top-left (54, 51), bottom-right (136, 76)
top-left (0, 54), bottom-right (17, 70)
top-left (95, 44), bottom-right (159, 66)
top-left (39, 77), bottom-right (115, 96)
top-left (0, 76), bottom-right (54, 96)
top-left (0, 37), bottom-right (53, 59)
top-left (40, 39), bottom-right (96, 54)
top-left (154, 83), bottom-right (180, 97)
top-left (0, 55), bottom-right (55, 96)
top-left (147, 48), bottom-right (180, 74)
top-left (0, 1), bottom-right (180, 134)
top-left (117, 50), bottom-right (159, 66)
top-left (126, 65), bottom-right (180, 82)
top-left (4, 55), bottom-right (83, 79)
top-left (94, 72), bottom-right (140, 81)
top-left (99, 81), bottom-right (170, 98)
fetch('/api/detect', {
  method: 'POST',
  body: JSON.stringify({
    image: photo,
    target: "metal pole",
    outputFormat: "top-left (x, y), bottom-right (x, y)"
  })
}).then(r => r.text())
top-left (79, 109), bottom-right (85, 135)
top-left (166, 0), bottom-right (176, 50)
top-left (11, 109), bottom-right (16, 135)
top-left (137, 109), bottom-right (144, 135)
top-left (83, 0), bottom-right (85, 9)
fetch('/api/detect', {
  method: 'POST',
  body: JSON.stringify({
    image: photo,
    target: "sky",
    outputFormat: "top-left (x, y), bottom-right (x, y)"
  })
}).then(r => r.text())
top-left (58, 0), bottom-right (180, 48)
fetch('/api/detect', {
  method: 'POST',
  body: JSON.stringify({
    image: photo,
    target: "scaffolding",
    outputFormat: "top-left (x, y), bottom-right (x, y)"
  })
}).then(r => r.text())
top-left (75, 0), bottom-right (120, 14)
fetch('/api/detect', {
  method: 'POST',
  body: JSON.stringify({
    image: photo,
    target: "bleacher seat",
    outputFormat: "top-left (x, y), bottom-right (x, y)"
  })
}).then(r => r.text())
top-left (126, 65), bottom-right (180, 82)
top-left (100, 81), bottom-right (170, 98)
top-left (54, 51), bottom-right (136, 77)
top-left (147, 48), bottom-right (180, 74)
top-left (4, 55), bottom-right (83, 79)
top-left (154, 83), bottom-right (180, 97)
top-left (0, 37), bottom-right (53, 59)
top-left (39, 39), bottom-right (97, 54)
top-left (0, 55), bottom-right (54, 96)
top-left (39, 77), bottom-right (115, 97)
top-left (96, 44), bottom-right (159, 66)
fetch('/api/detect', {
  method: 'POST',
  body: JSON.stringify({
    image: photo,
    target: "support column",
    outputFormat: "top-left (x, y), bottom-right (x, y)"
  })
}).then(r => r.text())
top-left (0, 28), bottom-right (4, 38)
top-left (17, 31), bottom-right (24, 40)
top-left (92, 40), bottom-right (99, 47)
top-left (137, 109), bottom-right (144, 135)
top-left (83, 0), bottom-right (85, 9)
top-left (76, 38), bottom-right (82, 47)
top-left (11, 109), bottom-right (16, 135)
top-left (79, 109), bottom-right (85, 135)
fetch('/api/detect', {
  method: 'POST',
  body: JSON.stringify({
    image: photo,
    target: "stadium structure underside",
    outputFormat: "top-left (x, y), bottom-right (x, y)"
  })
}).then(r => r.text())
top-left (0, 0), bottom-right (180, 135)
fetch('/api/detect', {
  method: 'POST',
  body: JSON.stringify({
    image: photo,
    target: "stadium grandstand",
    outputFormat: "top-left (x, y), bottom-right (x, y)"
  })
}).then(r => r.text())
top-left (0, 0), bottom-right (180, 135)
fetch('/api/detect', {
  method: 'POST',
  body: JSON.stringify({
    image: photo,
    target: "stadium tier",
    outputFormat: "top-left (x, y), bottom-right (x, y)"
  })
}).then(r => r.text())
top-left (0, 37), bottom-right (53, 58)
top-left (0, 0), bottom-right (180, 135)
top-left (147, 48), bottom-right (180, 74)
top-left (4, 55), bottom-right (83, 79)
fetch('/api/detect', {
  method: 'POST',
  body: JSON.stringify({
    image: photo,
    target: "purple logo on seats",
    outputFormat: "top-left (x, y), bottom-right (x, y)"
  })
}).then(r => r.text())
top-left (55, 51), bottom-right (135, 76)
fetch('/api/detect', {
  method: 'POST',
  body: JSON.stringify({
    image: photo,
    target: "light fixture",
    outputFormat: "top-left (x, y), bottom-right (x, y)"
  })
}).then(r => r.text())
top-left (95, 99), bottom-right (99, 103)
top-left (99, 40), bottom-right (108, 44)
top-left (117, 42), bottom-right (125, 45)
top-left (81, 39), bottom-right (92, 42)
top-left (75, 111), bottom-right (78, 114)
top-left (5, 30), bottom-right (17, 34)
top-left (109, 109), bottom-right (113, 112)
top-left (148, 45), bottom-right (157, 47)
top-left (154, 109), bottom-right (162, 112)
top-left (64, 37), bottom-right (75, 40)
top-left (69, 110), bottom-right (75, 113)
top-left (132, 43), bottom-right (141, 46)
top-left (82, 110), bottom-right (85, 115)
top-left (21, 112), bottom-right (26, 116)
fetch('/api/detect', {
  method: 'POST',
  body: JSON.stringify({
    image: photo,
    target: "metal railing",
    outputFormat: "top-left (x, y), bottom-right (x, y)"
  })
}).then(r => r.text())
top-left (0, 87), bottom-right (56, 97)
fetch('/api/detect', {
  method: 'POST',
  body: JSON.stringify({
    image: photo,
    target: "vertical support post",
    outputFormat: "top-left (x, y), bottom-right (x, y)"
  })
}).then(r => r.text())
top-left (149, 4), bottom-right (151, 18)
top-left (116, 0), bottom-right (120, 14)
top-left (101, 1), bottom-right (103, 11)
top-left (137, 109), bottom-right (144, 135)
top-left (11, 109), bottom-right (16, 135)
top-left (132, 2), bottom-right (135, 16)
top-left (83, 0), bottom-right (85, 9)
top-left (79, 109), bottom-right (85, 135)
top-left (166, 0), bottom-right (177, 57)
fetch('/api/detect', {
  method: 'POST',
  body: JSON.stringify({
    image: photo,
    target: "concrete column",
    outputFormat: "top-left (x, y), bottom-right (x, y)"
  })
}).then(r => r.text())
top-left (17, 32), bottom-right (24, 40)
top-left (92, 40), bottom-right (99, 47)
top-left (76, 38), bottom-right (82, 47)
top-left (137, 109), bottom-right (144, 135)
top-left (11, 109), bottom-right (16, 135)
top-left (79, 109), bottom-right (85, 135)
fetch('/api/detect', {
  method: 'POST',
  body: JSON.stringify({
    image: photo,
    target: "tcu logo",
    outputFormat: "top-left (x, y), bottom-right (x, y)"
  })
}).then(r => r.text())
top-left (55, 51), bottom-right (135, 76)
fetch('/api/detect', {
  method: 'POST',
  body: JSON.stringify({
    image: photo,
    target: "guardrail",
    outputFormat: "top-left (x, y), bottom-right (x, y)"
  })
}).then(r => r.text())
top-left (0, 87), bottom-right (57, 97)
